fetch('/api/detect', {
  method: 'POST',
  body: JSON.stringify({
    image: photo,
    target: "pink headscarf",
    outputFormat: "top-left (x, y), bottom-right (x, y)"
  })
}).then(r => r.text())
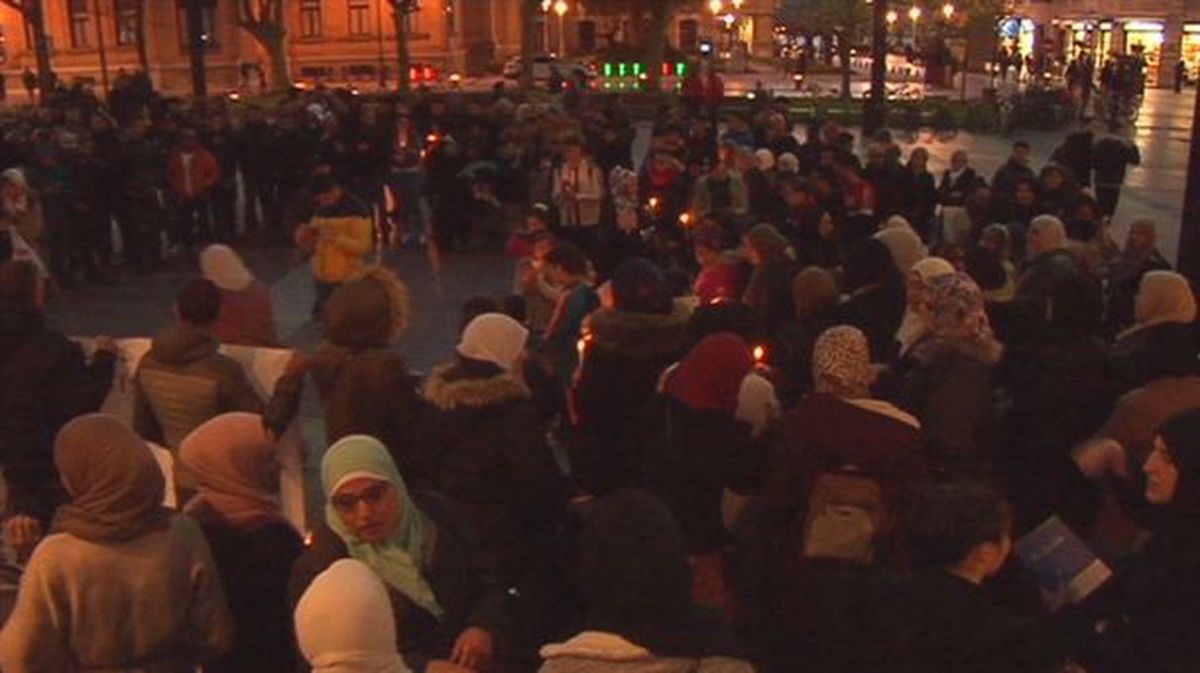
top-left (179, 412), bottom-right (286, 531)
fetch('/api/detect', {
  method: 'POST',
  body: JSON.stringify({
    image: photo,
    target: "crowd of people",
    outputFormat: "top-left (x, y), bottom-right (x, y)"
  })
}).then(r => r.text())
top-left (0, 78), bottom-right (1196, 673)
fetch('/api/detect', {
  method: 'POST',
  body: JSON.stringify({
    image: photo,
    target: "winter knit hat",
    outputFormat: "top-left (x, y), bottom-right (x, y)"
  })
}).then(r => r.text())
top-left (200, 244), bottom-right (255, 292)
top-left (457, 312), bottom-right (530, 372)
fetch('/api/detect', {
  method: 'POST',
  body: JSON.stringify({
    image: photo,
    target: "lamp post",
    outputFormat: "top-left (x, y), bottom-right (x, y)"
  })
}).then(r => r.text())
top-left (540, 0), bottom-right (551, 53)
top-left (553, 0), bottom-right (568, 57)
top-left (941, 3), bottom-right (954, 21)
top-left (909, 6), bottom-right (921, 44)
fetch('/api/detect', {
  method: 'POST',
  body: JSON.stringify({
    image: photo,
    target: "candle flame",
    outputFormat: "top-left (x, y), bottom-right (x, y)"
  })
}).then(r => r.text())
top-left (753, 345), bottom-right (766, 363)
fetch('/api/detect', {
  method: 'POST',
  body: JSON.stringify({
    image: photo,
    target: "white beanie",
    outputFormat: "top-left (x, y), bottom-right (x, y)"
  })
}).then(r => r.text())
top-left (457, 313), bottom-right (529, 372)
top-left (754, 149), bottom-right (775, 172)
top-left (200, 244), bottom-right (255, 292)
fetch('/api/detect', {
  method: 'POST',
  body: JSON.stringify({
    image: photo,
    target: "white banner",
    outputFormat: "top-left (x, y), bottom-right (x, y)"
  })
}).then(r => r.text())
top-left (78, 338), bottom-right (307, 534)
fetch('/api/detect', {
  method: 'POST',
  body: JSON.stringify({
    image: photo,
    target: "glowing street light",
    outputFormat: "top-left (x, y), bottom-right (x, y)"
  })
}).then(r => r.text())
top-left (886, 9), bottom-right (898, 25)
top-left (553, 0), bottom-right (568, 55)
top-left (941, 3), bottom-right (954, 20)
top-left (731, 0), bottom-right (745, 8)
top-left (708, 0), bottom-right (723, 15)
top-left (723, 13), bottom-right (736, 28)
top-left (908, 6), bottom-right (922, 22)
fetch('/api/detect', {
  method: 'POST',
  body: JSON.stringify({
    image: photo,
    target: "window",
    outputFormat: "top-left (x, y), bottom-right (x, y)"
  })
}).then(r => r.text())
top-left (348, 0), bottom-right (370, 36)
top-left (679, 19), bottom-right (699, 52)
top-left (68, 0), bottom-right (91, 49)
top-left (300, 0), bottom-right (323, 37)
top-left (177, 0), bottom-right (219, 51)
top-left (116, 0), bottom-right (139, 46)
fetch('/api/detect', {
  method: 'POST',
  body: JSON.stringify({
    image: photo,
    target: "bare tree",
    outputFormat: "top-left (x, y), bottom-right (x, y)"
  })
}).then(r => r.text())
top-left (0, 0), bottom-right (54, 100)
top-left (236, 0), bottom-right (292, 90)
top-left (519, 0), bottom-right (538, 89)
top-left (781, 0), bottom-right (870, 99)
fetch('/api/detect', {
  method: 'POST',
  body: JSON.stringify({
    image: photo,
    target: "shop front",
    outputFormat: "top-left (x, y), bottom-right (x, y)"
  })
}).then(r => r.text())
top-left (1183, 23), bottom-right (1200, 81)
top-left (1123, 20), bottom-right (1164, 87)
top-left (1061, 19), bottom-right (1114, 61)
top-left (998, 16), bottom-right (1037, 56)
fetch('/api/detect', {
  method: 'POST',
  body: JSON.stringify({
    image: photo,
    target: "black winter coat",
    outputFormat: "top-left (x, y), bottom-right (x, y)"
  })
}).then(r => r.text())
top-left (194, 513), bottom-right (303, 673)
top-left (289, 491), bottom-right (509, 673)
top-left (0, 305), bottom-right (114, 522)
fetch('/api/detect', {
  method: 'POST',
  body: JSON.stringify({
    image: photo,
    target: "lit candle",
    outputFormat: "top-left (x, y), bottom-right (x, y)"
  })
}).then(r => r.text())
top-left (679, 212), bottom-right (692, 227)
top-left (753, 345), bottom-right (766, 364)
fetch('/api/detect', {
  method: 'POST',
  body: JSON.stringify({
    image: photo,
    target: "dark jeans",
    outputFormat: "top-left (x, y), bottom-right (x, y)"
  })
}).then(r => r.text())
top-left (1096, 185), bottom-right (1121, 218)
top-left (171, 195), bottom-right (211, 248)
top-left (211, 182), bottom-right (236, 241)
top-left (117, 195), bottom-right (163, 269)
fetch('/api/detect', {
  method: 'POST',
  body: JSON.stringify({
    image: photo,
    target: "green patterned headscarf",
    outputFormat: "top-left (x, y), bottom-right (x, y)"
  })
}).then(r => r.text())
top-left (321, 435), bottom-right (444, 620)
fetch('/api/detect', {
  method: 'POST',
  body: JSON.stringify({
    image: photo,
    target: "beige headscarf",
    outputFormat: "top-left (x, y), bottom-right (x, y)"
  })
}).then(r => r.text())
top-left (200, 244), bottom-right (255, 292)
top-left (457, 313), bottom-right (530, 372)
top-left (813, 325), bottom-right (875, 399)
top-left (896, 257), bottom-right (956, 355)
top-left (295, 559), bottom-right (410, 673)
top-left (874, 227), bottom-right (928, 276)
top-left (53, 414), bottom-right (169, 543)
top-left (179, 412), bottom-right (286, 532)
top-left (1130, 271), bottom-right (1197, 334)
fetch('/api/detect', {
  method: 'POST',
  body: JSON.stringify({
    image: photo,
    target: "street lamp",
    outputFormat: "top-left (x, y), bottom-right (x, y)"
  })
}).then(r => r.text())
top-left (553, 0), bottom-right (568, 57)
top-left (731, 0), bottom-right (744, 9)
top-left (886, 10), bottom-right (898, 27)
top-left (708, 0), bottom-right (722, 15)
top-left (541, 0), bottom-right (552, 53)
top-left (908, 6), bottom-right (921, 42)
top-left (941, 3), bottom-right (954, 20)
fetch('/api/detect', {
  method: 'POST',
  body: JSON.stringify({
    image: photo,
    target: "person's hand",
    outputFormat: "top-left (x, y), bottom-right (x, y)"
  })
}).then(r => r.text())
top-left (1073, 438), bottom-right (1130, 480)
top-left (449, 627), bottom-right (493, 671)
top-left (427, 661), bottom-right (474, 673)
top-left (4, 515), bottom-right (42, 563)
top-left (94, 336), bottom-right (119, 356)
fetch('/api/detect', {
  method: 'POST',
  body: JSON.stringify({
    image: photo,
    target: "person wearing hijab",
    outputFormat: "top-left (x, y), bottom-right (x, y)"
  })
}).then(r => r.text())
top-left (1068, 409), bottom-right (1200, 673)
top-left (1105, 220), bottom-right (1171, 335)
top-left (895, 257), bottom-right (956, 358)
top-left (880, 273), bottom-right (1003, 474)
top-left (199, 244), bottom-right (279, 347)
top-left (540, 489), bottom-right (753, 673)
top-left (1016, 214), bottom-right (1083, 310)
top-left (692, 224), bottom-right (745, 306)
top-left (641, 334), bottom-right (764, 613)
top-left (180, 412), bottom-right (303, 673)
top-left (779, 265), bottom-right (841, 396)
top-left (874, 226), bottom-right (929, 277)
top-left (742, 224), bottom-right (798, 341)
top-left (762, 326), bottom-right (925, 558)
top-left (0, 168), bottom-right (45, 263)
top-left (266, 267), bottom-right (426, 483)
top-left (0, 260), bottom-right (118, 528)
top-left (0, 414), bottom-right (233, 672)
top-left (415, 314), bottom-right (568, 656)
top-left (296, 559), bottom-right (412, 673)
top-left (1109, 271), bottom-right (1199, 397)
top-left (289, 435), bottom-right (507, 673)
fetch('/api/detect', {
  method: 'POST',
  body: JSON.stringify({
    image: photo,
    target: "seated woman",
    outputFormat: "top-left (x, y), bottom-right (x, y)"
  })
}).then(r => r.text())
top-left (540, 489), bottom-right (753, 673)
top-left (200, 244), bottom-right (279, 347)
top-left (1071, 409), bottom-right (1200, 673)
top-left (180, 412), bottom-right (304, 673)
top-left (0, 414), bottom-right (233, 672)
top-left (290, 435), bottom-right (507, 673)
top-left (295, 559), bottom-right (411, 673)
top-left (1109, 270), bottom-right (1198, 397)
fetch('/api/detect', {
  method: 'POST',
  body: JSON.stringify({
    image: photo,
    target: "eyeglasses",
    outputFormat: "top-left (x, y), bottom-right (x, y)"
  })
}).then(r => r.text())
top-left (331, 482), bottom-right (391, 513)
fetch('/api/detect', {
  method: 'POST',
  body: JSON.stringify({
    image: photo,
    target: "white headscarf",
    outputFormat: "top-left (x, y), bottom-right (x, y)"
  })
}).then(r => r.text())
top-left (200, 244), bottom-right (255, 292)
top-left (881, 215), bottom-right (915, 233)
top-left (457, 312), bottom-right (530, 372)
top-left (1131, 271), bottom-right (1197, 332)
top-left (777, 152), bottom-right (800, 173)
top-left (873, 227), bottom-right (928, 276)
top-left (295, 559), bottom-right (410, 673)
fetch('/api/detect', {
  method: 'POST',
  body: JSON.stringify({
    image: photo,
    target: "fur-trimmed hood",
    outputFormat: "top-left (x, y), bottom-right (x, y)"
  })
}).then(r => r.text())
top-left (323, 266), bottom-right (411, 349)
top-left (584, 300), bottom-right (692, 359)
top-left (423, 362), bottom-right (531, 411)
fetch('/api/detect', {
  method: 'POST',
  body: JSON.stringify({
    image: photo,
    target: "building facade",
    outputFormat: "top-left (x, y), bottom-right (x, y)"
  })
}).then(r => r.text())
top-left (0, 0), bottom-right (776, 95)
top-left (1013, 0), bottom-right (1200, 86)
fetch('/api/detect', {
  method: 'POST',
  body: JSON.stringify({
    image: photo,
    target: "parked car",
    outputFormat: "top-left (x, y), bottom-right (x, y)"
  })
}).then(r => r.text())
top-left (503, 54), bottom-right (592, 81)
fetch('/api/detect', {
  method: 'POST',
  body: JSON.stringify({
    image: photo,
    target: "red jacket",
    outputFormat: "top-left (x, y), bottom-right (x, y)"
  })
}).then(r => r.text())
top-left (167, 147), bottom-right (221, 201)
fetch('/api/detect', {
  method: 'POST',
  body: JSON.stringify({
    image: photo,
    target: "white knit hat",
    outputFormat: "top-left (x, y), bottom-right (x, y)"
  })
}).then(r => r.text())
top-left (457, 313), bottom-right (529, 372)
top-left (200, 244), bottom-right (254, 292)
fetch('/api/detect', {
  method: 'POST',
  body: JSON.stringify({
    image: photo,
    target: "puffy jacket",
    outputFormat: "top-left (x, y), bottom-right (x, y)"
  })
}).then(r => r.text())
top-left (305, 194), bottom-right (373, 284)
top-left (133, 323), bottom-right (264, 450)
top-left (166, 147), bottom-right (221, 201)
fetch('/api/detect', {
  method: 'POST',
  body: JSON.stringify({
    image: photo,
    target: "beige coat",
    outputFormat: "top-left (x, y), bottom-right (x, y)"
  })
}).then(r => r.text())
top-left (0, 516), bottom-right (234, 673)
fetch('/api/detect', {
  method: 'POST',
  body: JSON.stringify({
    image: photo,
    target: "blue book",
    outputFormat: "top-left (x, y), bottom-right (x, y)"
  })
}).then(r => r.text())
top-left (1015, 516), bottom-right (1113, 611)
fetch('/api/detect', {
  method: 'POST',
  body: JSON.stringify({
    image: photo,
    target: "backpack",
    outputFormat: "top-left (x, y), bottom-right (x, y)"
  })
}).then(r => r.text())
top-left (802, 466), bottom-right (888, 564)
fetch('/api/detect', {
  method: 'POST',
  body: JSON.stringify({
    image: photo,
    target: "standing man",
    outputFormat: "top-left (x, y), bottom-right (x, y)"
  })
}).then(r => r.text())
top-left (166, 129), bottom-right (221, 251)
top-left (990, 140), bottom-right (1036, 201)
top-left (294, 174), bottom-right (373, 318)
top-left (552, 137), bottom-right (603, 255)
top-left (20, 68), bottom-right (35, 103)
top-left (1175, 59), bottom-right (1187, 93)
top-left (1093, 123), bottom-right (1141, 220)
